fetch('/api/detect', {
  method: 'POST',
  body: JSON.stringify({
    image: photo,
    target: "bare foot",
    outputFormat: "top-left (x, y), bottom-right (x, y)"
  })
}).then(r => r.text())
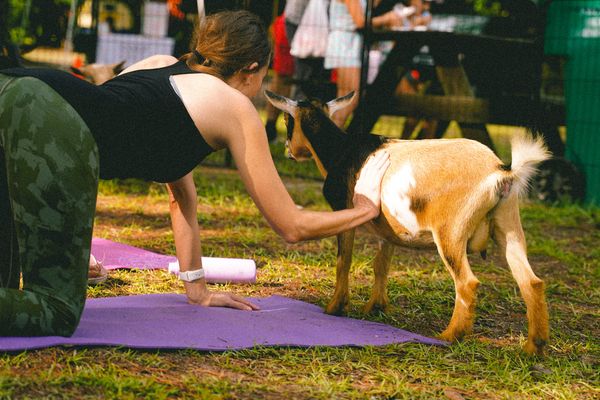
top-left (88, 254), bottom-right (108, 285)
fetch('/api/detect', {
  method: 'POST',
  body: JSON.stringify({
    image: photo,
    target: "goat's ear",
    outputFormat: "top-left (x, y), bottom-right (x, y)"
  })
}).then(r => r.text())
top-left (112, 60), bottom-right (126, 74)
top-left (264, 90), bottom-right (298, 116)
top-left (325, 91), bottom-right (356, 118)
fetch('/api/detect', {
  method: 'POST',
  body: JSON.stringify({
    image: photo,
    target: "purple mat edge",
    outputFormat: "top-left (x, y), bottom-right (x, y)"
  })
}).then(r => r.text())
top-left (0, 337), bottom-right (443, 352)
top-left (91, 238), bottom-right (175, 270)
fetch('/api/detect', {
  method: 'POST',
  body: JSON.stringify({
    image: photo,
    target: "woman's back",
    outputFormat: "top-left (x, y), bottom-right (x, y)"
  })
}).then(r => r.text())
top-left (2, 62), bottom-right (215, 182)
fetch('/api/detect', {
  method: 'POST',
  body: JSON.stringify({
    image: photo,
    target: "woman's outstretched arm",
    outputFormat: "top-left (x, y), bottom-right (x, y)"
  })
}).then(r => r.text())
top-left (170, 70), bottom-right (389, 244)
top-left (222, 95), bottom-right (390, 243)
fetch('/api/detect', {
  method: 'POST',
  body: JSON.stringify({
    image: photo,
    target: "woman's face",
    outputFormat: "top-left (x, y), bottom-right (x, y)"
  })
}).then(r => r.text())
top-left (243, 65), bottom-right (269, 98)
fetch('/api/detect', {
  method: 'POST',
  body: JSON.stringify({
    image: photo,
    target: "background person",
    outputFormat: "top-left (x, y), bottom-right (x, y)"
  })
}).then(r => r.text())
top-left (265, 10), bottom-right (294, 142)
top-left (325, 0), bottom-right (405, 128)
top-left (0, 10), bottom-right (389, 337)
top-left (395, 0), bottom-right (438, 139)
top-left (284, 0), bottom-right (334, 101)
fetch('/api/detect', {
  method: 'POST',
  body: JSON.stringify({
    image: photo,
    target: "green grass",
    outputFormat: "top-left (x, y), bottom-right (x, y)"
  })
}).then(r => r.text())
top-left (1, 120), bottom-right (599, 399)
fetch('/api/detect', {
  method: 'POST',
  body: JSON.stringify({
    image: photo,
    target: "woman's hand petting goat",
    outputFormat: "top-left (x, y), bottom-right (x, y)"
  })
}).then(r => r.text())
top-left (353, 151), bottom-right (391, 217)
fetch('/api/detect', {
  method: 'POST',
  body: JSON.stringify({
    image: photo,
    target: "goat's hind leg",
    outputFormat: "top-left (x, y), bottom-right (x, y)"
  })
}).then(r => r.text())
top-left (433, 230), bottom-right (480, 342)
top-left (493, 194), bottom-right (549, 355)
top-left (326, 230), bottom-right (355, 315)
top-left (364, 240), bottom-right (394, 314)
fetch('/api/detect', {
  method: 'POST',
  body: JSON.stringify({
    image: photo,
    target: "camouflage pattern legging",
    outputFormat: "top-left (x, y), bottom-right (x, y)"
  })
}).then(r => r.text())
top-left (0, 74), bottom-right (99, 336)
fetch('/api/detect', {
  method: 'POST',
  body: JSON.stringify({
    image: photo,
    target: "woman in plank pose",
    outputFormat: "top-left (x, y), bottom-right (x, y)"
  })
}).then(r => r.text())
top-left (0, 10), bottom-right (389, 336)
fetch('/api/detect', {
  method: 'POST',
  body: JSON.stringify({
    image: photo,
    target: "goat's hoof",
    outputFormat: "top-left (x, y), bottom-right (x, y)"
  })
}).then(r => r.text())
top-left (363, 300), bottom-right (389, 315)
top-left (438, 331), bottom-right (456, 343)
top-left (439, 329), bottom-right (464, 343)
top-left (325, 301), bottom-right (347, 316)
top-left (523, 338), bottom-right (547, 356)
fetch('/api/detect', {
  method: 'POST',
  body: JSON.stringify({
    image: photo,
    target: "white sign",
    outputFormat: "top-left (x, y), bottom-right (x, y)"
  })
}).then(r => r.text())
top-left (96, 33), bottom-right (175, 66)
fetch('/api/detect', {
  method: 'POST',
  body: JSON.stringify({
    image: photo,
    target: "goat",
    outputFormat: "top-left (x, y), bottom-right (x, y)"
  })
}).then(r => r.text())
top-left (265, 90), bottom-right (550, 355)
top-left (71, 60), bottom-right (125, 85)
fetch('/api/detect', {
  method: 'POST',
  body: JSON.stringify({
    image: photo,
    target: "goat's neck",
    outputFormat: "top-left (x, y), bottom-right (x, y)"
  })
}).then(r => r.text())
top-left (301, 113), bottom-right (350, 174)
top-left (303, 113), bottom-right (387, 211)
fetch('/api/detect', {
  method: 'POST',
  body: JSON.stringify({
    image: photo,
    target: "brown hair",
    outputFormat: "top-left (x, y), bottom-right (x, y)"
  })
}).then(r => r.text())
top-left (180, 10), bottom-right (272, 79)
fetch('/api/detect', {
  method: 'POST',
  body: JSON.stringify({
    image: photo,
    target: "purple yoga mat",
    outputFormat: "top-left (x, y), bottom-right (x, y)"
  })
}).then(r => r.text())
top-left (91, 238), bottom-right (175, 270)
top-left (0, 294), bottom-right (445, 351)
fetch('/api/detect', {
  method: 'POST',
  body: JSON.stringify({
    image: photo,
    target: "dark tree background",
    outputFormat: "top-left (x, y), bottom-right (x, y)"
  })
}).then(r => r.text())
top-left (0, 0), bottom-right (548, 62)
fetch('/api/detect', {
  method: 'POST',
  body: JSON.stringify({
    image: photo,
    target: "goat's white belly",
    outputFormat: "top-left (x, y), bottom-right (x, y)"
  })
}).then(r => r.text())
top-left (381, 163), bottom-right (421, 236)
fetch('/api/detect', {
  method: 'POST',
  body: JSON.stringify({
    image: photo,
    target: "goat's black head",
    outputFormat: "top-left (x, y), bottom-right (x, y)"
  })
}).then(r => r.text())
top-left (264, 90), bottom-right (355, 163)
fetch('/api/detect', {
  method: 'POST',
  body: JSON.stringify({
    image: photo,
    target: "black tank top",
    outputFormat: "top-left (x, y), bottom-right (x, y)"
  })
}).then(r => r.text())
top-left (2, 61), bottom-right (215, 182)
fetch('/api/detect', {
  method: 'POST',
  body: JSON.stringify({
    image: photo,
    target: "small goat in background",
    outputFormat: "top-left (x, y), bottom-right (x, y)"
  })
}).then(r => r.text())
top-left (71, 60), bottom-right (125, 85)
top-left (265, 91), bottom-right (550, 355)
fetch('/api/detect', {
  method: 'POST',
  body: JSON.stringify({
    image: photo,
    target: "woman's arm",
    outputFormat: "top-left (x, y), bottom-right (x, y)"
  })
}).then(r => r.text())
top-left (411, 12), bottom-right (432, 28)
top-left (171, 71), bottom-right (389, 244)
top-left (167, 174), bottom-right (258, 310)
top-left (221, 96), bottom-right (390, 243)
top-left (343, 0), bottom-right (404, 29)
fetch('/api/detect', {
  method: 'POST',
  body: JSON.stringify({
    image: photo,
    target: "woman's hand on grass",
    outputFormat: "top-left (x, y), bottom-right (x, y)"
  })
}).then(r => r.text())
top-left (187, 287), bottom-right (260, 311)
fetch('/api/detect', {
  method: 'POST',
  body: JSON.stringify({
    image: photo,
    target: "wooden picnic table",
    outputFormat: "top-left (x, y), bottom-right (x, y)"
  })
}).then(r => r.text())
top-left (348, 24), bottom-right (566, 156)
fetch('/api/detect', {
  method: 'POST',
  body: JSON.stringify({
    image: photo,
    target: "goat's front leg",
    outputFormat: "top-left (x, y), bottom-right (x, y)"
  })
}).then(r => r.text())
top-left (494, 194), bottom-right (549, 355)
top-left (433, 231), bottom-right (480, 342)
top-left (364, 240), bottom-right (393, 314)
top-left (326, 229), bottom-right (355, 315)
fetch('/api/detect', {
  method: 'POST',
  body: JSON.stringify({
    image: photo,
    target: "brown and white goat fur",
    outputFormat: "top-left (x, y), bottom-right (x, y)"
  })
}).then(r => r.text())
top-left (265, 91), bottom-right (551, 355)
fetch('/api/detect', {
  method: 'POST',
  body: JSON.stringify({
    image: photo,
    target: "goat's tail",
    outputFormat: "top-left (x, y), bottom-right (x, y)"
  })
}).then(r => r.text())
top-left (506, 134), bottom-right (551, 197)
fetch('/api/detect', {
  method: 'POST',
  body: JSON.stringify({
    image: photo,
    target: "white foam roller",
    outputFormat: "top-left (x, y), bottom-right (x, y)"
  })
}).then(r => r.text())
top-left (169, 258), bottom-right (256, 284)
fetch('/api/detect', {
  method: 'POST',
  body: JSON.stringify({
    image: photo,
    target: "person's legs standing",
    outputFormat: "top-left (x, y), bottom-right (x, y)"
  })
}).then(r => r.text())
top-left (332, 67), bottom-right (360, 128)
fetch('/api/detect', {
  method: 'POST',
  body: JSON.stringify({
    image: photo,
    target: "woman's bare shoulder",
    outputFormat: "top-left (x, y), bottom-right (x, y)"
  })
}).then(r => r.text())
top-left (119, 55), bottom-right (179, 75)
top-left (171, 74), bottom-right (260, 148)
top-left (179, 73), bottom-right (255, 112)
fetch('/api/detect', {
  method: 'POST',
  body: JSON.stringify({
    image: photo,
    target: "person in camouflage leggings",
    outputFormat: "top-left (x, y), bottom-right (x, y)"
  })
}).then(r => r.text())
top-left (0, 74), bottom-right (99, 336)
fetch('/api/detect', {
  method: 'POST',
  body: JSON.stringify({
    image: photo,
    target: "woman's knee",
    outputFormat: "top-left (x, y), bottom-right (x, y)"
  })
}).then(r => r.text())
top-left (50, 297), bottom-right (85, 336)
top-left (37, 288), bottom-right (86, 337)
top-left (0, 289), bottom-right (85, 337)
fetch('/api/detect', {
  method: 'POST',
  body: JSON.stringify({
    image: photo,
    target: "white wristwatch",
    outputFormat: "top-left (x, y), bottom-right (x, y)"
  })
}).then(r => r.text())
top-left (178, 268), bottom-right (205, 282)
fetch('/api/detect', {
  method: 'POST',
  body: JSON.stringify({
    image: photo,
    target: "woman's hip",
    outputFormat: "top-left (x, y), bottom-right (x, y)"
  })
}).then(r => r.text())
top-left (0, 73), bottom-right (99, 176)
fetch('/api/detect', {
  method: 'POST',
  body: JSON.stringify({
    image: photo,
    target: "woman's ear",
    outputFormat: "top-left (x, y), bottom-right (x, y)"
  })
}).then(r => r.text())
top-left (244, 62), bottom-right (259, 72)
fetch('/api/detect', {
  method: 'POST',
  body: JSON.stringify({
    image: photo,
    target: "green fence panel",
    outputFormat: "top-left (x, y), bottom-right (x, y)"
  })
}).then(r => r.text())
top-left (546, 1), bottom-right (600, 205)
